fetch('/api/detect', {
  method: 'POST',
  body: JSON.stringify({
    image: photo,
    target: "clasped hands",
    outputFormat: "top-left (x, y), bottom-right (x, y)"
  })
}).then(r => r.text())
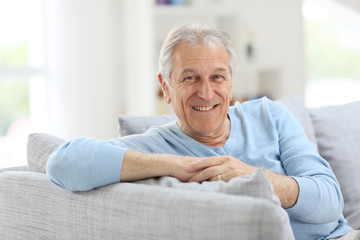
top-left (173, 155), bottom-right (256, 183)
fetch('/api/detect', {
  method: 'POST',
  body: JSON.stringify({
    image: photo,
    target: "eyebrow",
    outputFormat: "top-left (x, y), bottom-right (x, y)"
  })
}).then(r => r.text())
top-left (212, 67), bottom-right (228, 73)
top-left (180, 68), bottom-right (197, 76)
top-left (180, 67), bottom-right (228, 76)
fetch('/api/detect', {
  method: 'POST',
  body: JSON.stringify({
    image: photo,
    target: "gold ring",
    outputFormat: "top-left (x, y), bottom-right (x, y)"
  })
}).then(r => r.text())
top-left (218, 174), bottom-right (222, 181)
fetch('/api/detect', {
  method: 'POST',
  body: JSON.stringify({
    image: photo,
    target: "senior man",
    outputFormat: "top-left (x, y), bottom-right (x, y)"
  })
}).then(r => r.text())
top-left (47, 22), bottom-right (358, 240)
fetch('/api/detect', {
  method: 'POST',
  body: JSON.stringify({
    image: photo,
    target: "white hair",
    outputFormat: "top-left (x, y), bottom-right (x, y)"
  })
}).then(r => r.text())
top-left (158, 22), bottom-right (238, 84)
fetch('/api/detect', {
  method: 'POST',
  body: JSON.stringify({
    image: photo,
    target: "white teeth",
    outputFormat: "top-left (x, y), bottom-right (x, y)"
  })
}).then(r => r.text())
top-left (193, 105), bottom-right (216, 111)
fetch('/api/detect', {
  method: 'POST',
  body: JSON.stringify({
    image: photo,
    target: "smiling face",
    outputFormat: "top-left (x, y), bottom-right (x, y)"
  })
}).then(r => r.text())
top-left (158, 41), bottom-right (233, 145)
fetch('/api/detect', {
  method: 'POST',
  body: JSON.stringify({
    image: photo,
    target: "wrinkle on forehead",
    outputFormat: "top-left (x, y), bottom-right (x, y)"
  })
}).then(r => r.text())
top-left (170, 41), bottom-right (230, 81)
top-left (180, 67), bottom-right (228, 76)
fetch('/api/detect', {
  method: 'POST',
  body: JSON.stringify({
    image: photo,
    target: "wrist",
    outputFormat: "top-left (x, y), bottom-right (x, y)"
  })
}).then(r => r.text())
top-left (152, 154), bottom-right (177, 177)
top-left (121, 151), bottom-right (172, 181)
top-left (265, 170), bottom-right (299, 209)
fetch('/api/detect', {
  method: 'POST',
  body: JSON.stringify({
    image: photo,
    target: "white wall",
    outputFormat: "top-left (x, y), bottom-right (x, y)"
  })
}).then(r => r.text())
top-left (122, 0), bottom-right (156, 116)
top-left (44, 0), bottom-right (124, 140)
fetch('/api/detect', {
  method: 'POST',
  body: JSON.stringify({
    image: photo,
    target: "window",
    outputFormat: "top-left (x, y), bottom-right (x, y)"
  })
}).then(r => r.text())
top-left (0, 0), bottom-right (46, 168)
top-left (303, 0), bottom-right (360, 108)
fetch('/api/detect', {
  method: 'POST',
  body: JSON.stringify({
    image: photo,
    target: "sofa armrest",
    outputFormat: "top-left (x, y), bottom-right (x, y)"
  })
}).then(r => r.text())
top-left (0, 171), bottom-right (294, 240)
top-left (0, 166), bottom-right (27, 173)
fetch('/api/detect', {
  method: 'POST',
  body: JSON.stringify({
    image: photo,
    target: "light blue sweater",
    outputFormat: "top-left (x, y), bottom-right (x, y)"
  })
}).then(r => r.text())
top-left (47, 97), bottom-right (352, 240)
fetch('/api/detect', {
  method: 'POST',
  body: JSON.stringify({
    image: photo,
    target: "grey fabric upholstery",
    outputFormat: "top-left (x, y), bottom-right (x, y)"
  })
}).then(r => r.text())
top-left (0, 165), bottom-right (27, 173)
top-left (27, 133), bottom-right (66, 173)
top-left (118, 114), bottom-right (176, 136)
top-left (277, 95), bottom-right (317, 144)
top-left (0, 171), bottom-right (294, 240)
top-left (309, 101), bottom-right (360, 230)
top-left (135, 168), bottom-right (279, 204)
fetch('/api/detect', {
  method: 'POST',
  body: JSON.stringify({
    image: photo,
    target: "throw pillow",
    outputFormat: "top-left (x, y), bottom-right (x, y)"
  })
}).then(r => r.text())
top-left (277, 95), bottom-right (317, 144)
top-left (27, 133), bottom-right (66, 173)
top-left (118, 114), bottom-right (176, 136)
top-left (309, 101), bottom-right (360, 229)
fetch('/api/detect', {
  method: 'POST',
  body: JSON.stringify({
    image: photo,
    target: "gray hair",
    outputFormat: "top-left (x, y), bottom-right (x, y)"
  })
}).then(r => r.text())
top-left (158, 22), bottom-right (238, 84)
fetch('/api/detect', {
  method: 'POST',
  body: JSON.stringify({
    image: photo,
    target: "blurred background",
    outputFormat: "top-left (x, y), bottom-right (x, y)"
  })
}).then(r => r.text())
top-left (1, 0), bottom-right (360, 168)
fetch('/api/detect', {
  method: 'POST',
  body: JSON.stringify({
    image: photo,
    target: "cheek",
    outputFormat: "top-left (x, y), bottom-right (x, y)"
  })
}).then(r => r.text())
top-left (174, 86), bottom-right (193, 103)
top-left (228, 82), bottom-right (233, 100)
top-left (218, 85), bottom-right (233, 101)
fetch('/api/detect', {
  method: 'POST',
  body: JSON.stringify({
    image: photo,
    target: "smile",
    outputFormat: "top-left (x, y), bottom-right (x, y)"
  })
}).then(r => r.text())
top-left (192, 104), bottom-right (218, 111)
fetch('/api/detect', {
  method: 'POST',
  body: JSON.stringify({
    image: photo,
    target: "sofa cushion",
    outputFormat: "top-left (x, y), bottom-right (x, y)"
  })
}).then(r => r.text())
top-left (118, 114), bottom-right (176, 136)
top-left (276, 95), bottom-right (317, 144)
top-left (309, 101), bottom-right (360, 229)
top-left (27, 133), bottom-right (66, 173)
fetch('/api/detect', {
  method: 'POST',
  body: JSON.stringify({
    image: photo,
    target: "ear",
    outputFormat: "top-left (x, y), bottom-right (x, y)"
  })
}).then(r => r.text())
top-left (158, 73), bottom-right (171, 104)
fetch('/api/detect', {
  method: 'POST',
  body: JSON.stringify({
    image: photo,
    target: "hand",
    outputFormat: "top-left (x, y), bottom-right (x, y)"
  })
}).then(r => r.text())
top-left (185, 155), bottom-right (256, 182)
top-left (169, 155), bottom-right (204, 182)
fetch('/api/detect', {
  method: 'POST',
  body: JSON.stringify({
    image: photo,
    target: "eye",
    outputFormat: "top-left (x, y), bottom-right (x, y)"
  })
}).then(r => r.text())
top-left (212, 75), bottom-right (225, 81)
top-left (183, 75), bottom-right (198, 82)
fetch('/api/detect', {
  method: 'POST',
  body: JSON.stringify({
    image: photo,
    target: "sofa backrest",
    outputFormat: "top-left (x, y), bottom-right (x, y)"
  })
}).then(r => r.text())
top-left (309, 101), bottom-right (360, 230)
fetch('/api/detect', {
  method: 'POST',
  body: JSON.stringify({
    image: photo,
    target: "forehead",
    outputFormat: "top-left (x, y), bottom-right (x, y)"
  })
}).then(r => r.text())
top-left (172, 41), bottom-right (230, 70)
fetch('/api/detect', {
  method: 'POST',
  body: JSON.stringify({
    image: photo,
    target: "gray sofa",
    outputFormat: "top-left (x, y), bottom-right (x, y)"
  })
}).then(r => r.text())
top-left (1, 95), bottom-right (359, 239)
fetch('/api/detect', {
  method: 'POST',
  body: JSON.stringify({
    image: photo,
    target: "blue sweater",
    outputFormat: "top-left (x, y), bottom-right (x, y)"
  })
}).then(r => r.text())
top-left (47, 97), bottom-right (352, 240)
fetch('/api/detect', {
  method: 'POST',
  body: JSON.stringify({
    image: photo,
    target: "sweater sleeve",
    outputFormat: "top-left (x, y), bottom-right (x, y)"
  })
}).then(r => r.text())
top-left (267, 100), bottom-right (344, 224)
top-left (46, 137), bottom-right (127, 192)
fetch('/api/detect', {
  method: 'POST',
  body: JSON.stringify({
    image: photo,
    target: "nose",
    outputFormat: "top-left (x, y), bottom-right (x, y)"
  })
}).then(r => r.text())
top-left (197, 79), bottom-right (215, 100)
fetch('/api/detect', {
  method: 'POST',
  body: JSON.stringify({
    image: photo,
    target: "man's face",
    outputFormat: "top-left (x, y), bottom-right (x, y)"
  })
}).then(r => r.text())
top-left (160, 42), bottom-right (233, 139)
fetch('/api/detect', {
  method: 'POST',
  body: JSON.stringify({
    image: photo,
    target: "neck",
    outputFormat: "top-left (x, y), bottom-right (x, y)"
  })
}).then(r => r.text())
top-left (182, 116), bottom-right (231, 148)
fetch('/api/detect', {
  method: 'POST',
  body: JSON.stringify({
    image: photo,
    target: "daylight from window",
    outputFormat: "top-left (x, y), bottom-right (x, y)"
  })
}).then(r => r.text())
top-left (303, 0), bottom-right (360, 108)
top-left (0, 0), bottom-right (45, 168)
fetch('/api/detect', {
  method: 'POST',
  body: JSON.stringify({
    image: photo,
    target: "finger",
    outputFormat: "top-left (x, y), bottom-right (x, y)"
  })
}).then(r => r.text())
top-left (185, 156), bottom-right (224, 173)
top-left (189, 166), bottom-right (221, 182)
top-left (209, 172), bottom-right (230, 182)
